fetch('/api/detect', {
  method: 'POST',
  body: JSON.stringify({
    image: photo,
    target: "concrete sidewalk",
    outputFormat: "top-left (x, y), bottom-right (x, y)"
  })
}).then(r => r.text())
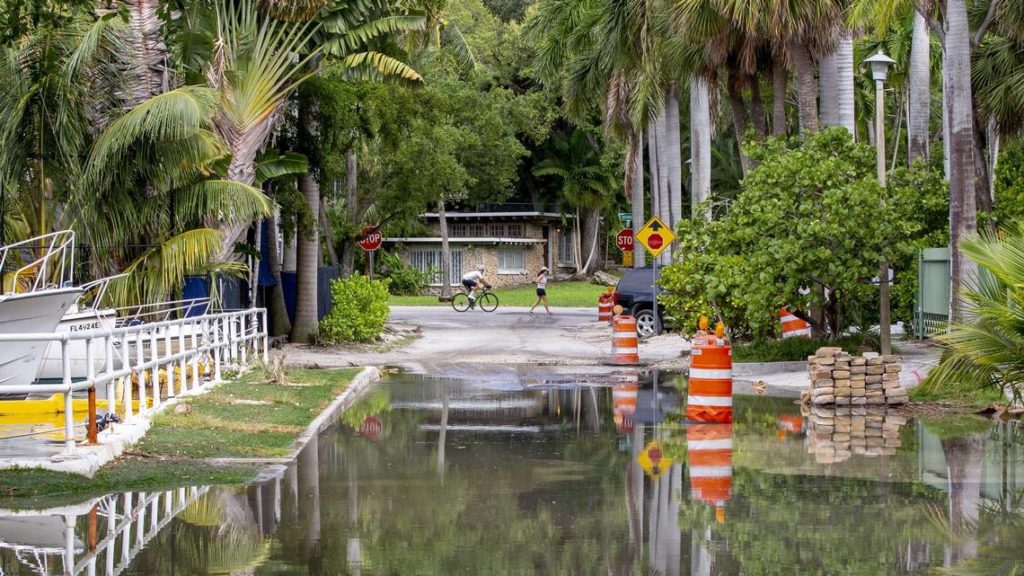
top-left (733, 339), bottom-right (942, 396)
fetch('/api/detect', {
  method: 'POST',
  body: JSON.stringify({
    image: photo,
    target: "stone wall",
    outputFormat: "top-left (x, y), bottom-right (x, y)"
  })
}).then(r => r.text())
top-left (806, 347), bottom-right (909, 406)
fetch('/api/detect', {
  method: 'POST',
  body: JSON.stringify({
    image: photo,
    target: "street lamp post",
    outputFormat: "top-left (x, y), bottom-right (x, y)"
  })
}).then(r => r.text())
top-left (865, 51), bottom-right (896, 355)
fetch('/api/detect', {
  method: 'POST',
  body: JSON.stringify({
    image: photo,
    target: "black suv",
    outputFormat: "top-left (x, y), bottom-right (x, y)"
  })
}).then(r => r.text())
top-left (612, 267), bottom-right (668, 339)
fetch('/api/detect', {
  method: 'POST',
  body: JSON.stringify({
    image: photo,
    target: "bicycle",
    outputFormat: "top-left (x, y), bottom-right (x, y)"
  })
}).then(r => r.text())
top-left (452, 287), bottom-right (499, 312)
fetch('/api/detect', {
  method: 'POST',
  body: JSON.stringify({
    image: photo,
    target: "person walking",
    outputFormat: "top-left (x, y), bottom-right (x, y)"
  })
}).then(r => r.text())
top-left (529, 266), bottom-right (552, 315)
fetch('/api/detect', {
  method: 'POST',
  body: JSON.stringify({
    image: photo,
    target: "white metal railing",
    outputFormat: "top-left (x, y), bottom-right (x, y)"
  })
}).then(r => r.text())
top-left (0, 486), bottom-right (210, 576)
top-left (0, 231), bottom-right (76, 294)
top-left (0, 308), bottom-right (268, 454)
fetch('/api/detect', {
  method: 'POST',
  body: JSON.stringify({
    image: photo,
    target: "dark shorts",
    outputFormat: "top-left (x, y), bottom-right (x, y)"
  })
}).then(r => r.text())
top-left (463, 279), bottom-right (478, 290)
top-left (536, 288), bottom-right (547, 296)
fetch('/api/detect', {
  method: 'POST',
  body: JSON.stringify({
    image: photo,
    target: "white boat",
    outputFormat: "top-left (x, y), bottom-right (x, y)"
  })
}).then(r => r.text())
top-left (36, 274), bottom-right (212, 382)
top-left (0, 232), bottom-right (83, 389)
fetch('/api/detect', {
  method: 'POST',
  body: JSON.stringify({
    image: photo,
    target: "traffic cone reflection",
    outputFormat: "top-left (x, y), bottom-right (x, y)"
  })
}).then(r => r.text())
top-left (687, 423), bottom-right (733, 519)
top-left (612, 374), bottom-right (639, 434)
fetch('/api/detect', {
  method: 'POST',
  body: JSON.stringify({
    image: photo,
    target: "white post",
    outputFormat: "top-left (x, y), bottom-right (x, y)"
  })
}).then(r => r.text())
top-left (135, 331), bottom-right (149, 413)
top-left (213, 317), bottom-right (223, 382)
top-left (105, 496), bottom-right (116, 576)
top-left (150, 328), bottom-right (164, 399)
top-left (261, 309), bottom-right (269, 364)
top-left (163, 325), bottom-right (172, 388)
top-left (121, 335), bottom-right (133, 421)
top-left (136, 492), bottom-right (146, 548)
top-left (240, 313), bottom-right (249, 366)
top-left (178, 323), bottom-right (187, 393)
top-left (105, 335), bottom-right (115, 417)
top-left (62, 340), bottom-right (75, 455)
top-left (64, 513), bottom-right (76, 576)
top-left (190, 319), bottom-right (200, 388)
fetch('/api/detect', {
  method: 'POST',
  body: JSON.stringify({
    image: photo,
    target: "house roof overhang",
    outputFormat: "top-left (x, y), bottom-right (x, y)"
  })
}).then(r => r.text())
top-left (383, 237), bottom-right (547, 245)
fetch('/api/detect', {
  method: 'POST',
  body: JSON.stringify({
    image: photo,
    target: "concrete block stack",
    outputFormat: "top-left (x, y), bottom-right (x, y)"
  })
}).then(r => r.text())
top-left (804, 406), bottom-right (907, 463)
top-left (806, 348), bottom-right (908, 406)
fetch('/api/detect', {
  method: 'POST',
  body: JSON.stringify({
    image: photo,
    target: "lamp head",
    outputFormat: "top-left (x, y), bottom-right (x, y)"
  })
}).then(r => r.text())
top-left (864, 51), bottom-right (896, 82)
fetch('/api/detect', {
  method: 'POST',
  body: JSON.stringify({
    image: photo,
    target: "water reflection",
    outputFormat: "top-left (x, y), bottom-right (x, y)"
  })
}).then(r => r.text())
top-left (3, 372), bottom-right (1024, 575)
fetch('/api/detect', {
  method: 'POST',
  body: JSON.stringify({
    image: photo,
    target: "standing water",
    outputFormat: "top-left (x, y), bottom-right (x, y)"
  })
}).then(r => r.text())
top-left (2, 371), bottom-right (1023, 575)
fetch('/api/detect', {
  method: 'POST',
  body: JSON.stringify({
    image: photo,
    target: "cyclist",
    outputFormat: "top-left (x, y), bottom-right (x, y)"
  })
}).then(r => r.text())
top-left (461, 264), bottom-right (491, 308)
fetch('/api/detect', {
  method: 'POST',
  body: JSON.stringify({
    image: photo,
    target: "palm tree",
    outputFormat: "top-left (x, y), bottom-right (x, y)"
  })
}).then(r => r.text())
top-left (533, 129), bottom-right (617, 276)
top-left (920, 222), bottom-right (1024, 404)
top-left (908, 10), bottom-right (930, 162)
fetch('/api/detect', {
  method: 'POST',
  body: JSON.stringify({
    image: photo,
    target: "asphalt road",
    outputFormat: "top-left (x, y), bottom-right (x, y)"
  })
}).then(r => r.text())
top-left (283, 305), bottom-right (690, 377)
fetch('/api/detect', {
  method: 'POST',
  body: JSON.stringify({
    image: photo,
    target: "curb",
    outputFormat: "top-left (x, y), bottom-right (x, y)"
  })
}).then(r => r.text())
top-left (208, 366), bottom-right (381, 466)
top-left (732, 361), bottom-right (806, 377)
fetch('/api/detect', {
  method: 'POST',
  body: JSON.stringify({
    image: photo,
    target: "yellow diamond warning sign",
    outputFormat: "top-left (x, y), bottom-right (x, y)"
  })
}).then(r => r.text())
top-left (637, 439), bottom-right (673, 480)
top-left (634, 216), bottom-right (676, 258)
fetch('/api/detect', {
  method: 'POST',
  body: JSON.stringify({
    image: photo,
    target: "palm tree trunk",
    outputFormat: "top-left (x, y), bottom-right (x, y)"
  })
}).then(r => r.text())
top-left (790, 41), bottom-right (819, 135)
top-left (340, 150), bottom-right (358, 278)
top-left (727, 77), bottom-right (754, 176)
top-left (438, 199), bottom-right (452, 300)
top-left (908, 11), bottom-right (931, 163)
top-left (836, 33), bottom-right (856, 136)
top-left (818, 51), bottom-right (839, 127)
top-left (319, 195), bottom-right (338, 266)
top-left (631, 132), bottom-right (645, 268)
top-left (123, 0), bottom-right (173, 110)
top-left (941, 435), bottom-right (985, 565)
top-left (971, 109), bottom-right (993, 220)
top-left (666, 83), bottom-right (683, 237)
top-left (945, 0), bottom-right (978, 323)
top-left (690, 76), bottom-right (712, 220)
top-left (283, 230), bottom-right (297, 272)
top-left (655, 102), bottom-right (670, 229)
top-left (772, 58), bottom-right (789, 137)
top-left (749, 79), bottom-right (768, 136)
top-left (266, 210), bottom-right (291, 336)
top-left (292, 171), bottom-right (320, 343)
top-left (580, 206), bottom-right (601, 274)
top-left (648, 127), bottom-right (660, 219)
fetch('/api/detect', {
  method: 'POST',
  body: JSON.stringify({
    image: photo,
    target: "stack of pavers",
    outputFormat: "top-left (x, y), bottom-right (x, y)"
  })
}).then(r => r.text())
top-left (804, 405), bottom-right (908, 462)
top-left (806, 348), bottom-right (909, 406)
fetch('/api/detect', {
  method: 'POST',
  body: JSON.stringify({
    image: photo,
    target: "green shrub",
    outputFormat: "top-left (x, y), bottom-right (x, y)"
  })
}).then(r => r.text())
top-left (377, 251), bottom-right (430, 295)
top-left (731, 334), bottom-right (876, 363)
top-left (319, 275), bottom-right (390, 343)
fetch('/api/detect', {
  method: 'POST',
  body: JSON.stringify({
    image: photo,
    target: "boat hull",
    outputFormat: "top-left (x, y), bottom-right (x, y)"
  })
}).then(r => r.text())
top-left (0, 288), bottom-right (82, 388)
top-left (36, 308), bottom-right (118, 382)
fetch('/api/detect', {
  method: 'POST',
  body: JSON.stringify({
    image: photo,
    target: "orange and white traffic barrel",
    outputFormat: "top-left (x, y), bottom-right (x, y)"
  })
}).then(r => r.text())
top-left (779, 307), bottom-right (812, 338)
top-left (687, 422), bottom-right (733, 521)
top-left (598, 294), bottom-right (614, 323)
top-left (686, 334), bottom-right (733, 423)
top-left (612, 374), bottom-right (638, 433)
top-left (611, 307), bottom-right (639, 365)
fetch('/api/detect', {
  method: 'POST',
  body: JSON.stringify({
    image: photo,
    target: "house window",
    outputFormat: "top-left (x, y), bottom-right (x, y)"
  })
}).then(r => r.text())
top-left (410, 248), bottom-right (464, 285)
top-left (506, 223), bottom-right (524, 237)
top-left (468, 223), bottom-right (486, 237)
top-left (489, 224), bottom-right (506, 237)
top-left (450, 224), bottom-right (467, 237)
top-left (498, 248), bottom-right (526, 274)
top-left (557, 229), bottom-right (575, 265)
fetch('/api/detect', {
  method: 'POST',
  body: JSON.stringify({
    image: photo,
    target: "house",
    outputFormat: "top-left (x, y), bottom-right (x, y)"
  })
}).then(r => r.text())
top-left (383, 210), bottom-right (577, 292)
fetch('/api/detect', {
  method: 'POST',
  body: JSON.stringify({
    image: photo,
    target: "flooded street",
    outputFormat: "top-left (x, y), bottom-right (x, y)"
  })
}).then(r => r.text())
top-left (3, 371), bottom-right (1024, 575)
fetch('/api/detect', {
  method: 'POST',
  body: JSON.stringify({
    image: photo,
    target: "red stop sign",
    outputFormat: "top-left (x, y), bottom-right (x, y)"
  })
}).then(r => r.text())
top-left (616, 229), bottom-right (634, 251)
top-left (358, 227), bottom-right (382, 252)
top-left (647, 233), bottom-right (664, 250)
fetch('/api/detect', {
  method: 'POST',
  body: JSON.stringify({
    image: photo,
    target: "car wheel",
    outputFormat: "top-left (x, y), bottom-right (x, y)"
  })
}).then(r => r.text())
top-left (634, 308), bottom-right (660, 339)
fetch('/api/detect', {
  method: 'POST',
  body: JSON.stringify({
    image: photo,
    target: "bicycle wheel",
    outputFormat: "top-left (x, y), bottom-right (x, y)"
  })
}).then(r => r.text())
top-left (478, 292), bottom-right (499, 312)
top-left (451, 293), bottom-right (471, 312)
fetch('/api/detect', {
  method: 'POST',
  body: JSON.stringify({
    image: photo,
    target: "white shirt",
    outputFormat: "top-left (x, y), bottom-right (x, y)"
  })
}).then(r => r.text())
top-left (462, 270), bottom-right (484, 282)
top-left (536, 273), bottom-right (548, 289)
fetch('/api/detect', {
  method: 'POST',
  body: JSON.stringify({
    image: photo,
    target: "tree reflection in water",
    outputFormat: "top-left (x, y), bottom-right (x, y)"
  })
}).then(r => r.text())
top-left (117, 374), bottom-right (1024, 576)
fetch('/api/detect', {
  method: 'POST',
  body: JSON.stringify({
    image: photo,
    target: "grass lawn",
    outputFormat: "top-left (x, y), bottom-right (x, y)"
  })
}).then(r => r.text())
top-left (390, 280), bottom-right (610, 308)
top-left (135, 367), bottom-right (360, 459)
top-left (0, 460), bottom-right (258, 509)
top-left (0, 367), bottom-right (360, 506)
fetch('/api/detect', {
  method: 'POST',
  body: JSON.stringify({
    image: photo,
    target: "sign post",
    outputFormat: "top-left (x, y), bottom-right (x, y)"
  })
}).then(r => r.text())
top-left (634, 216), bottom-right (676, 336)
top-left (358, 227), bottom-right (382, 278)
